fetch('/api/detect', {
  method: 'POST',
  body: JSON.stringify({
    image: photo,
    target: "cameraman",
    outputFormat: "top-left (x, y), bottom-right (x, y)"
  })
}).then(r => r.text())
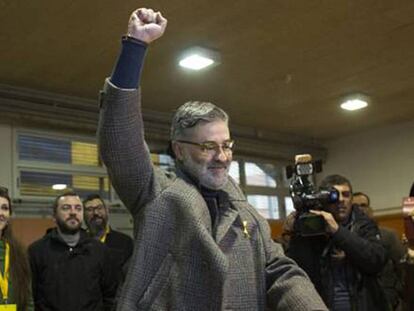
top-left (284, 175), bottom-right (388, 311)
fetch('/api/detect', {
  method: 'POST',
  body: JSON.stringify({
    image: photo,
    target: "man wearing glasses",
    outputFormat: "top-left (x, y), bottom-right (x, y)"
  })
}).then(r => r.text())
top-left (285, 175), bottom-right (388, 311)
top-left (98, 7), bottom-right (327, 311)
top-left (83, 194), bottom-right (133, 284)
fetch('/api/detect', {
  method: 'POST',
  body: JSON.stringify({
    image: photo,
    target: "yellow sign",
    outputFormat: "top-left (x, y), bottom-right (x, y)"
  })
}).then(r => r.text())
top-left (0, 305), bottom-right (17, 311)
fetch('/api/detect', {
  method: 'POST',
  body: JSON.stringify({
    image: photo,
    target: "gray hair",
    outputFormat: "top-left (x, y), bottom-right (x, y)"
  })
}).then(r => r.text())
top-left (170, 101), bottom-right (229, 140)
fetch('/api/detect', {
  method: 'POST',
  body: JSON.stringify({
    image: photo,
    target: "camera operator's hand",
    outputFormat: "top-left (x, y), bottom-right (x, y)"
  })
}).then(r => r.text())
top-left (127, 8), bottom-right (167, 43)
top-left (310, 210), bottom-right (339, 234)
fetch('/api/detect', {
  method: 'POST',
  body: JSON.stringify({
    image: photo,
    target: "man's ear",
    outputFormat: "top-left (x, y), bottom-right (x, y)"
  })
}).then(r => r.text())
top-left (171, 141), bottom-right (184, 161)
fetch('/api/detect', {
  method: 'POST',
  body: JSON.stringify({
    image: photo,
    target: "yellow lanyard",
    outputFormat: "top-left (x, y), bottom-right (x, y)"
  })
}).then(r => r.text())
top-left (0, 242), bottom-right (10, 301)
top-left (99, 226), bottom-right (111, 243)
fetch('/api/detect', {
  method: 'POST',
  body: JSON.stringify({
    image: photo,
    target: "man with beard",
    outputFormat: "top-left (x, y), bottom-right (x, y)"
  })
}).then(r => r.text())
top-left (353, 192), bottom-right (404, 310)
top-left (83, 194), bottom-right (133, 283)
top-left (98, 7), bottom-right (327, 311)
top-left (28, 191), bottom-right (116, 311)
top-left (285, 175), bottom-right (388, 311)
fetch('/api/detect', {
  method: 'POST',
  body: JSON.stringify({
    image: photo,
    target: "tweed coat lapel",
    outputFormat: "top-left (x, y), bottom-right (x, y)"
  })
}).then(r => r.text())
top-left (215, 178), bottom-right (247, 244)
top-left (175, 166), bottom-right (246, 244)
top-left (214, 196), bottom-right (239, 244)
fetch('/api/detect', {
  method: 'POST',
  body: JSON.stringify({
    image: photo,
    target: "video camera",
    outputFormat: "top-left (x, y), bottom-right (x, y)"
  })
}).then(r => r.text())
top-left (286, 154), bottom-right (339, 236)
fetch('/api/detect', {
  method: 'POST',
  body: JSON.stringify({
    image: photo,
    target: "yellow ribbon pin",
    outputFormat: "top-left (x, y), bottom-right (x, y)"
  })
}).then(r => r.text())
top-left (242, 221), bottom-right (250, 238)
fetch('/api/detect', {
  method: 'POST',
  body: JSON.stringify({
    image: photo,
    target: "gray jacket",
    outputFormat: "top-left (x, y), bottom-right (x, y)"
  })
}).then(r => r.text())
top-left (98, 79), bottom-right (327, 311)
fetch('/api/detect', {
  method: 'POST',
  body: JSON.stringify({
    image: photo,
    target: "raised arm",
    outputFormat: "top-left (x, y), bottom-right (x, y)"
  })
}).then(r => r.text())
top-left (98, 8), bottom-right (167, 215)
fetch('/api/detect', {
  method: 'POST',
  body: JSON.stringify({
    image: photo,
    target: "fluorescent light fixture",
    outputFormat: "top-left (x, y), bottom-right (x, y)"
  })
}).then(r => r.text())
top-left (52, 184), bottom-right (67, 190)
top-left (179, 46), bottom-right (220, 70)
top-left (179, 55), bottom-right (214, 70)
top-left (340, 98), bottom-right (368, 111)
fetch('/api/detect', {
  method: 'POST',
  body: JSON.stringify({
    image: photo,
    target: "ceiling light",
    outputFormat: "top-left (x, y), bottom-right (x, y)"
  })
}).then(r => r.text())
top-left (179, 46), bottom-right (220, 70)
top-left (340, 98), bottom-right (368, 111)
top-left (52, 184), bottom-right (67, 190)
top-left (179, 55), bottom-right (214, 70)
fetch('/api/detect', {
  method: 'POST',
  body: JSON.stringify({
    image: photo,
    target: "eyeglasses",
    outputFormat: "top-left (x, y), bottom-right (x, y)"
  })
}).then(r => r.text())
top-left (176, 139), bottom-right (235, 154)
top-left (84, 205), bottom-right (105, 213)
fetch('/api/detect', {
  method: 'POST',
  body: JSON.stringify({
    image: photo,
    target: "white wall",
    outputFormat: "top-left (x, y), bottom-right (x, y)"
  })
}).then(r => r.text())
top-left (0, 123), bottom-right (13, 195)
top-left (321, 121), bottom-right (414, 214)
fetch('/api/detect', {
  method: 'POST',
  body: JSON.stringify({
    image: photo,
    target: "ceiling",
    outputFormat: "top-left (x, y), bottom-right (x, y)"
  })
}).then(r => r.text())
top-left (1, 0), bottom-right (414, 141)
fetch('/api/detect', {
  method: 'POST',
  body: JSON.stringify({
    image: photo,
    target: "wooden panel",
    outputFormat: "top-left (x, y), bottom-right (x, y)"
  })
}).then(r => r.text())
top-left (376, 213), bottom-right (405, 238)
top-left (10, 213), bottom-right (406, 249)
top-left (268, 219), bottom-right (284, 240)
top-left (11, 218), bottom-right (55, 248)
top-left (269, 213), bottom-right (406, 241)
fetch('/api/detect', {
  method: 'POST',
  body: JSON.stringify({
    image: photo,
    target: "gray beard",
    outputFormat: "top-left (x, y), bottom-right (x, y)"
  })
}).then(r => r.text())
top-left (180, 158), bottom-right (229, 190)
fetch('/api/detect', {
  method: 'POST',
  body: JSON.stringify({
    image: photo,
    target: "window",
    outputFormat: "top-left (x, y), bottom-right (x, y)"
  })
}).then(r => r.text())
top-left (14, 130), bottom-right (293, 219)
top-left (285, 196), bottom-right (295, 216)
top-left (245, 162), bottom-right (277, 187)
top-left (19, 170), bottom-right (110, 199)
top-left (247, 195), bottom-right (279, 219)
top-left (15, 131), bottom-right (108, 201)
top-left (151, 153), bottom-right (175, 172)
top-left (229, 161), bottom-right (240, 184)
top-left (231, 159), bottom-right (291, 220)
top-left (15, 130), bottom-right (176, 204)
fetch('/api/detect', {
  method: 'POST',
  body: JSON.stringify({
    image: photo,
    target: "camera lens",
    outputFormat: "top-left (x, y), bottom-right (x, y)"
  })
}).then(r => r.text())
top-left (329, 188), bottom-right (339, 203)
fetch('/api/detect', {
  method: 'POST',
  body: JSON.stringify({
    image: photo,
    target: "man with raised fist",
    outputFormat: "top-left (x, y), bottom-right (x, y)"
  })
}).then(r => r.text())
top-left (98, 8), bottom-right (327, 311)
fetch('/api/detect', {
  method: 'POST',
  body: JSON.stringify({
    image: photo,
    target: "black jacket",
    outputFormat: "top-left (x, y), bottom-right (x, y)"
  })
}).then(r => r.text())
top-left (28, 228), bottom-right (117, 311)
top-left (377, 227), bottom-right (404, 310)
top-left (103, 228), bottom-right (133, 282)
top-left (286, 207), bottom-right (389, 311)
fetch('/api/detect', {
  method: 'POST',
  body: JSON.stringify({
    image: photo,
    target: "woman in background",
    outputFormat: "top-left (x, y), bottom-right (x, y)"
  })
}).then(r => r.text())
top-left (0, 187), bottom-right (32, 310)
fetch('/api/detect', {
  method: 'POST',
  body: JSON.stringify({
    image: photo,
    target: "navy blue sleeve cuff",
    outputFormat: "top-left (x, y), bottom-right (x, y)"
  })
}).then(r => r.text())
top-left (110, 36), bottom-right (148, 89)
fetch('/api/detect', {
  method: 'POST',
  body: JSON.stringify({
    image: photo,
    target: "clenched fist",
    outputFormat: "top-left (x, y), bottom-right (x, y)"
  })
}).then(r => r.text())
top-left (127, 8), bottom-right (167, 43)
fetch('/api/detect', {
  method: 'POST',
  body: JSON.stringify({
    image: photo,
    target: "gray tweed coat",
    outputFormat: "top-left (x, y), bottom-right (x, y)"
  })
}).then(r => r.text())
top-left (98, 80), bottom-right (327, 311)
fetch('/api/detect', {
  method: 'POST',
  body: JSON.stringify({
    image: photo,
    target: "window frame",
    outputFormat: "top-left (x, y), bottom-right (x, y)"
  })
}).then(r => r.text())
top-left (13, 128), bottom-right (109, 202)
top-left (231, 157), bottom-right (292, 220)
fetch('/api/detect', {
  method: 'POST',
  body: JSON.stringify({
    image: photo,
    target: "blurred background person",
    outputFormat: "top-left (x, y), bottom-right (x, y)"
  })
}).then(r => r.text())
top-left (402, 189), bottom-right (414, 311)
top-left (28, 191), bottom-right (116, 311)
top-left (83, 194), bottom-right (133, 284)
top-left (285, 175), bottom-right (388, 311)
top-left (353, 192), bottom-right (404, 311)
top-left (0, 186), bottom-right (32, 311)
